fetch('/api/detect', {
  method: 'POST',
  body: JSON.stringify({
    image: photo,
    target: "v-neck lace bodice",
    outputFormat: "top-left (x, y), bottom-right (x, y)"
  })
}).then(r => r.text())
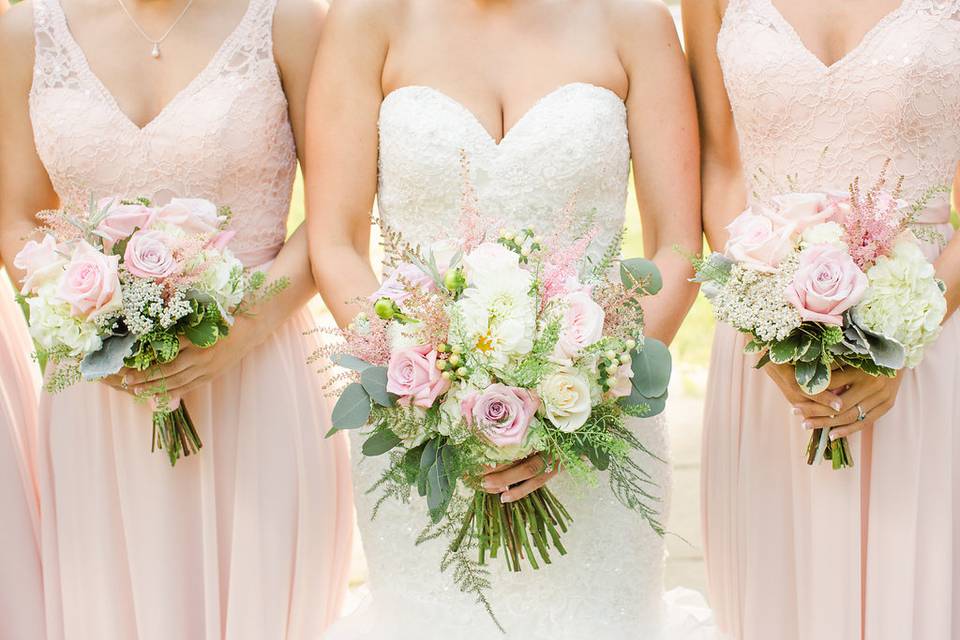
top-left (29, 0), bottom-right (296, 267)
top-left (718, 0), bottom-right (960, 223)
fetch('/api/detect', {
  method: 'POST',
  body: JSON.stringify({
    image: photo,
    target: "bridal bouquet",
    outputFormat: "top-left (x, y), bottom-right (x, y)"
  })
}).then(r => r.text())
top-left (321, 175), bottom-right (670, 619)
top-left (693, 168), bottom-right (946, 469)
top-left (14, 196), bottom-right (285, 466)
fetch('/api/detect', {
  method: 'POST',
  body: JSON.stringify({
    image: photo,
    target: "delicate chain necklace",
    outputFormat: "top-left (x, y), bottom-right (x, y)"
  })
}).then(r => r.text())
top-left (114, 0), bottom-right (196, 60)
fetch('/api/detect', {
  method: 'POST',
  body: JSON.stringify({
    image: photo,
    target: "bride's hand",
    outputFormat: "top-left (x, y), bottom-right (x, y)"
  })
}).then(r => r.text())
top-left (480, 454), bottom-right (559, 504)
top-left (122, 317), bottom-right (265, 398)
top-left (793, 370), bottom-right (902, 439)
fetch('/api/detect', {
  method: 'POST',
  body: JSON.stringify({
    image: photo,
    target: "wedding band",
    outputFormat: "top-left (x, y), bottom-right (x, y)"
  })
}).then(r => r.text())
top-left (856, 404), bottom-right (867, 422)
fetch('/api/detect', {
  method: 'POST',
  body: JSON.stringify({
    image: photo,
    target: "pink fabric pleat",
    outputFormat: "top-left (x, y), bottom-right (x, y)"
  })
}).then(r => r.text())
top-left (38, 307), bottom-right (353, 640)
top-left (0, 273), bottom-right (46, 639)
top-left (702, 323), bottom-right (863, 640)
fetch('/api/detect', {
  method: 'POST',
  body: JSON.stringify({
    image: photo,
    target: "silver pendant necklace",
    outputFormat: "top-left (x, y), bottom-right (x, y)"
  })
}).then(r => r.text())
top-left (115, 0), bottom-right (196, 60)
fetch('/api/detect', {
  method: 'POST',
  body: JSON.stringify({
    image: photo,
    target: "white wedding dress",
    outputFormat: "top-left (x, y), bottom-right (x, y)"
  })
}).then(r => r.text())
top-left (325, 83), bottom-right (716, 640)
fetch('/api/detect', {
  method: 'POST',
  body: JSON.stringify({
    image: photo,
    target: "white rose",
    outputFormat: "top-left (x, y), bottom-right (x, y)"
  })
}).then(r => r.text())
top-left (801, 221), bottom-right (846, 248)
top-left (539, 367), bottom-right (593, 432)
top-left (553, 291), bottom-right (605, 362)
top-left (462, 242), bottom-right (521, 284)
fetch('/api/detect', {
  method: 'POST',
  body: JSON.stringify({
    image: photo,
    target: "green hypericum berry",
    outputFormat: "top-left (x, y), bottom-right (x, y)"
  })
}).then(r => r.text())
top-left (444, 267), bottom-right (466, 292)
top-left (373, 297), bottom-right (396, 320)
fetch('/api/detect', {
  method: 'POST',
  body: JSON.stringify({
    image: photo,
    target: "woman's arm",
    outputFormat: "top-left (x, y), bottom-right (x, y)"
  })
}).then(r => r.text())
top-left (0, 3), bottom-right (60, 277)
top-left (681, 0), bottom-right (842, 412)
top-left (303, 0), bottom-right (387, 328)
top-left (128, 0), bottom-right (329, 395)
top-left (616, 0), bottom-right (701, 346)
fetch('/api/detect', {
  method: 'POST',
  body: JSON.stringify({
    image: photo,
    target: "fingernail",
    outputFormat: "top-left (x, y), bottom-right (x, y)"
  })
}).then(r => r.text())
top-left (802, 420), bottom-right (813, 430)
top-left (829, 431), bottom-right (840, 441)
top-left (122, 375), bottom-right (130, 385)
top-left (481, 479), bottom-right (495, 490)
top-left (831, 401), bottom-right (842, 411)
top-left (500, 493), bottom-right (513, 504)
top-left (791, 407), bottom-right (802, 416)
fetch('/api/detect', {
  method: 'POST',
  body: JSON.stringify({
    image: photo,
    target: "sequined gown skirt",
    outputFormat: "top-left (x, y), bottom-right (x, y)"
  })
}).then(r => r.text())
top-left (37, 306), bottom-right (354, 640)
top-left (702, 227), bottom-right (960, 640)
top-left (0, 273), bottom-right (45, 639)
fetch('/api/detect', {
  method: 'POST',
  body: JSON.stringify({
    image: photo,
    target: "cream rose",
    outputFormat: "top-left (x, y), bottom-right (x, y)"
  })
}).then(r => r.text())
top-left (539, 367), bottom-right (593, 432)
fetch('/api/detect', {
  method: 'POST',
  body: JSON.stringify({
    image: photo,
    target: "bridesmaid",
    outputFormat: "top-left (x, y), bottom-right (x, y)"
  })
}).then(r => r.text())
top-left (0, 0), bottom-right (45, 627)
top-left (683, 1), bottom-right (960, 638)
top-left (0, 0), bottom-right (352, 638)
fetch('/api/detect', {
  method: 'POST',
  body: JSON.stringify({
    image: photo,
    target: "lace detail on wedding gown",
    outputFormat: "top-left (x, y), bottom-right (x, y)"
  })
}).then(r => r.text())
top-left (29, 0), bottom-right (296, 266)
top-left (326, 84), bottom-right (715, 639)
top-left (718, 0), bottom-right (960, 219)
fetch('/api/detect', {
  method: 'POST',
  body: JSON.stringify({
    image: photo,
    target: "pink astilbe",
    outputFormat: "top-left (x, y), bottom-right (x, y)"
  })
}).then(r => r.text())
top-left (594, 281), bottom-right (645, 341)
top-left (843, 164), bottom-right (908, 268)
top-left (538, 195), bottom-right (596, 302)
top-left (458, 150), bottom-right (490, 252)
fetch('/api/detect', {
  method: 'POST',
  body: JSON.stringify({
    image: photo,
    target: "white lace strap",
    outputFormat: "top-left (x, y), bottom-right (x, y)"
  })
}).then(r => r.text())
top-left (30, 0), bottom-right (85, 95)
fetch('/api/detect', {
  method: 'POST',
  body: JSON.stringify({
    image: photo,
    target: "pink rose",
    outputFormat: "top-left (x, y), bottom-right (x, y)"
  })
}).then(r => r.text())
top-left (725, 210), bottom-right (796, 272)
top-left (766, 193), bottom-right (840, 233)
top-left (554, 291), bottom-right (605, 361)
top-left (14, 234), bottom-right (66, 294)
top-left (370, 262), bottom-right (435, 304)
top-left (785, 244), bottom-right (867, 325)
top-left (57, 240), bottom-right (122, 319)
top-left (124, 230), bottom-right (178, 280)
top-left (95, 198), bottom-right (154, 251)
top-left (386, 344), bottom-right (451, 408)
top-left (150, 198), bottom-right (224, 235)
top-left (461, 384), bottom-right (540, 447)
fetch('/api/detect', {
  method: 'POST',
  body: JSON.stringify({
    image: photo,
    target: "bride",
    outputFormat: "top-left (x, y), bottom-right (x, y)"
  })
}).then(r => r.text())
top-left (305, 0), bottom-right (709, 637)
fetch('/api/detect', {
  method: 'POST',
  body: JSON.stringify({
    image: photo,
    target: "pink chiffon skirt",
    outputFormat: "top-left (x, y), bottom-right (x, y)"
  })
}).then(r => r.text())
top-left (38, 306), bottom-right (354, 640)
top-left (703, 229), bottom-right (960, 640)
top-left (0, 273), bottom-right (45, 639)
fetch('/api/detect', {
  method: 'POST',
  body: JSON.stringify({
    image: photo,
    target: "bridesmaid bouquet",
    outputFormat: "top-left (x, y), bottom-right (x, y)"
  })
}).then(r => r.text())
top-left (320, 176), bottom-right (670, 624)
top-left (692, 167), bottom-right (947, 469)
top-left (14, 196), bottom-right (285, 466)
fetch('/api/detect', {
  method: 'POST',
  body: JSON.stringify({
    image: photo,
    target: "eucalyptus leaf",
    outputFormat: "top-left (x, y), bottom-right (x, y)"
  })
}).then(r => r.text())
top-left (361, 429), bottom-right (402, 456)
top-left (331, 353), bottom-right (372, 372)
top-left (360, 366), bottom-right (397, 407)
top-left (620, 258), bottom-right (663, 295)
top-left (629, 338), bottom-right (672, 399)
top-left (80, 333), bottom-right (138, 381)
top-left (330, 383), bottom-right (371, 432)
top-left (426, 443), bottom-right (454, 522)
top-left (418, 439), bottom-right (438, 497)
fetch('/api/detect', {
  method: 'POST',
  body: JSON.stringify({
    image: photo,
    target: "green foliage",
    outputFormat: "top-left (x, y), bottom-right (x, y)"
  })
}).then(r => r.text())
top-left (620, 257), bottom-right (663, 296)
top-left (183, 301), bottom-right (229, 348)
top-left (329, 382), bottom-right (372, 432)
top-left (360, 366), bottom-right (396, 407)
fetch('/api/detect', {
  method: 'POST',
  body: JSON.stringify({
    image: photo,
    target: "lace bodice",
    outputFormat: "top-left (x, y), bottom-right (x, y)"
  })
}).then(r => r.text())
top-left (329, 84), bottom-right (681, 639)
top-left (718, 0), bottom-right (960, 223)
top-left (377, 84), bottom-right (630, 260)
top-left (29, 0), bottom-right (296, 267)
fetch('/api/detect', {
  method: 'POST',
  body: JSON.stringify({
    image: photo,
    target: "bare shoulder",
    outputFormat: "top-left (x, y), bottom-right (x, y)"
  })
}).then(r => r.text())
top-left (602, 0), bottom-right (679, 44)
top-left (273, 0), bottom-right (326, 43)
top-left (0, 0), bottom-right (36, 86)
top-left (323, 0), bottom-right (400, 37)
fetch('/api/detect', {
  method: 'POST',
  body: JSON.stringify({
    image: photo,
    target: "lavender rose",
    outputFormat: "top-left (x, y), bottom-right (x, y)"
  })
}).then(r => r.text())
top-left (785, 244), bottom-right (867, 325)
top-left (461, 384), bottom-right (540, 447)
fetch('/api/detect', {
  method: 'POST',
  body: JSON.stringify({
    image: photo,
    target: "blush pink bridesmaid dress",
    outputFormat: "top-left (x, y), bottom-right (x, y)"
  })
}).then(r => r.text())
top-left (27, 0), bottom-right (353, 638)
top-left (0, 272), bottom-right (45, 639)
top-left (705, 1), bottom-right (960, 639)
